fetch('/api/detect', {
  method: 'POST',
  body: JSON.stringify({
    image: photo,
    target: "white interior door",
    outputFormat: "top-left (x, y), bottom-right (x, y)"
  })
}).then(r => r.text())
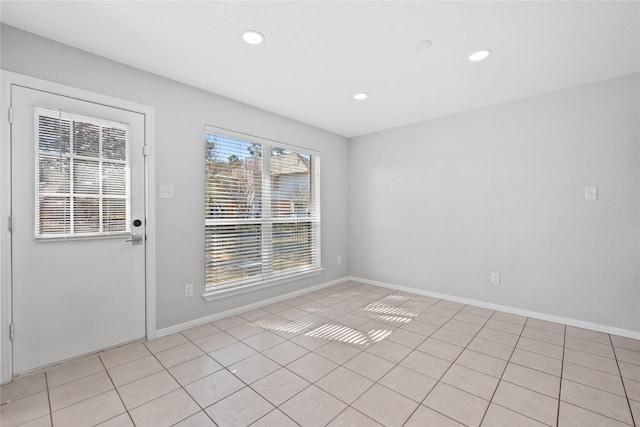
top-left (11, 85), bottom-right (146, 374)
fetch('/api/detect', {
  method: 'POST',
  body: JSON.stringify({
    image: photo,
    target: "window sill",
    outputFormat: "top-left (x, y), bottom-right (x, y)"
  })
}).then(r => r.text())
top-left (202, 268), bottom-right (324, 302)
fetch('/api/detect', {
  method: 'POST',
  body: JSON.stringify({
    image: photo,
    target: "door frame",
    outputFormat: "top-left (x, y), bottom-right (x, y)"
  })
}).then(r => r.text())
top-left (0, 70), bottom-right (157, 384)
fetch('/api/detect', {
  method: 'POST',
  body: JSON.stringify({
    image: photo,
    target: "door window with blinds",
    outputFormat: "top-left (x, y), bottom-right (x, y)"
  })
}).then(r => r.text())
top-left (35, 107), bottom-right (130, 239)
top-left (205, 128), bottom-right (321, 296)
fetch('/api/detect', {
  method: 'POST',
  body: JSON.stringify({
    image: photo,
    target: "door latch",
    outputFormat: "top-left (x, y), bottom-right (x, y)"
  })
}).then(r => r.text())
top-left (125, 233), bottom-right (143, 245)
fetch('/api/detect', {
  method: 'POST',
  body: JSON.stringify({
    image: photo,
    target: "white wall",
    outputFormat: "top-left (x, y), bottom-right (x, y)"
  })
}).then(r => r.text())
top-left (349, 73), bottom-right (640, 332)
top-left (1, 25), bottom-right (350, 329)
top-left (2, 24), bottom-right (638, 335)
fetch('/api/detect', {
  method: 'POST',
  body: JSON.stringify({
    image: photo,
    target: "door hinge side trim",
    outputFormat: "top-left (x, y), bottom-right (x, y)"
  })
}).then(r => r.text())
top-left (9, 323), bottom-right (15, 341)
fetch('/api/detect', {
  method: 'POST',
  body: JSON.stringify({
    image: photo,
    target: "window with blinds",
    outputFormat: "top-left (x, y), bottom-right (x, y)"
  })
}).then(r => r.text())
top-left (35, 107), bottom-right (130, 239)
top-left (205, 129), bottom-right (321, 295)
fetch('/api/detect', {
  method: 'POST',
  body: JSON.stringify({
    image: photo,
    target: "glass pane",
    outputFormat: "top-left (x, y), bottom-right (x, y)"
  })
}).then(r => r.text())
top-left (205, 133), bottom-right (262, 219)
top-left (39, 155), bottom-right (70, 193)
top-left (73, 159), bottom-right (99, 194)
top-left (73, 121), bottom-right (99, 157)
top-left (38, 196), bottom-right (70, 235)
top-left (205, 224), bottom-right (262, 286)
top-left (270, 150), bottom-right (311, 218)
top-left (38, 115), bottom-right (70, 153)
top-left (103, 162), bottom-right (126, 195)
top-left (273, 222), bottom-right (312, 272)
top-left (103, 127), bottom-right (127, 160)
top-left (103, 198), bottom-right (127, 232)
top-left (73, 197), bottom-right (100, 233)
top-left (36, 110), bottom-right (131, 238)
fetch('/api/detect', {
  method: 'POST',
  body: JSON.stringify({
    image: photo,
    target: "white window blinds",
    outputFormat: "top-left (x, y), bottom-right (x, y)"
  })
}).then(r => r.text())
top-left (205, 129), bottom-right (321, 294)
top-left (35, 107), bottom-right (130, 239)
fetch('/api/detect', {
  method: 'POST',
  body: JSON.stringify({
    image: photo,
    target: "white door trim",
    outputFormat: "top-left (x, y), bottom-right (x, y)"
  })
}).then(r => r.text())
top-left (0, 70), bottom-right (157, 384)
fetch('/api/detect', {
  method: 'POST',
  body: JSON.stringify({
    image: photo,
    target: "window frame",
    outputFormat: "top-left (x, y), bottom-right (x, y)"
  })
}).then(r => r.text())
top-left (203, 126), bottom-right (322, 300)
top-left (34, 107), bottom-right (131, 240)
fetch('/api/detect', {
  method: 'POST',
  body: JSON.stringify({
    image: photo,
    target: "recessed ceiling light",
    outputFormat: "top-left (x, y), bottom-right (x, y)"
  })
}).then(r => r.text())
top-left (243, 30), bottom-right (265, 45)
top-left (354, 93), bottom-right (368, 101)
top-left (469, 49), bottom-right (492, 62)
top-left (413, 40), bottom-right (432, 51)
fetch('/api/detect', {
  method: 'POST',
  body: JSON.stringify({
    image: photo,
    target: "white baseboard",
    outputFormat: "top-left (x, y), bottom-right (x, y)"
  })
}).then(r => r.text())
top-left (156, 276), bottom-right (350, 338)
top-left (157, 274), bottom-right (639, 340)
top-left (348, 276), bottom-right (640, 340)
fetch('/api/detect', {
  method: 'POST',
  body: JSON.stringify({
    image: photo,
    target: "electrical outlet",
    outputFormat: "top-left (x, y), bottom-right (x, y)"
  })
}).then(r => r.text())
top-left (337, 256), bottom-right (342, 265)
top-left (490, 273), bottom-right (500, 284)
top-left (184, 283), bottom-right (194, 297)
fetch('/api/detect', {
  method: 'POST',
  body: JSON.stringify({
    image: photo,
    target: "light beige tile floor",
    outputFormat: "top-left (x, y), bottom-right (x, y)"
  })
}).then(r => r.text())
top-left (1, 281), bottom-right (639, 427)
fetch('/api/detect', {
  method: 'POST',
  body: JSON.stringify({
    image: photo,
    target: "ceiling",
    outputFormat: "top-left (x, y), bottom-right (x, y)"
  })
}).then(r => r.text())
top-left (1, 1), bottom-right (639, 138)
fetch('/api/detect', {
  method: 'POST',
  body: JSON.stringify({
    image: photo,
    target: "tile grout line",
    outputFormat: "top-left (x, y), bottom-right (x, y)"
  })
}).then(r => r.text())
top-left (162, 335), bottom-right (256, 426)
top-left (250, 285), bottom-right (391, 425)
top-left (483, 317), bottom-right (565, 427)
top-left (96, 355), bottom-right (137, 427)
top-left (398, 302), bottom-right (470, 424)
top-left (268, 296), bottom-right (377, 426)
top-left (295, 297), bottom-right (418, 426)
top-left (563, 336), bottom-right (623, 361)
top-left (144, 338), bottom-right (223, 427)
top-left (609, 334), bottom-right (637, 427)
top-left (403, 301), bottom-right (517, 421)
top-left (553, 335), bottom-right (639, 424)
top-left (498, 320), bottom-right (636, 426)
top-left (399, 301), bottom-right (493, 427)
top-left (47, 371), bottom-right (137, 424)
top-left (323, 295), bottom-right (439, 427)
top-left (506, 329), bottom-right (634, 426)
top-left (561, 354), bottom-right (628, 378)
top-left (322, 302), bottom-right (435, 426)
top-left (254, 289), bottom-right (434, 426)
top-left (95, 339), bottom-right (221, 425)
top-left (44, 371), bottom-right (54, 427)
top-left (556, 322), bottom-right (567, 427)
top-left (475, 310), bottom-right (528, 427)
top-left (424, 306), bottom-right (539, 422)
top-left (559, 379), bottom-right (638, 426)
top-left (42, 360), bottom-right (116, 421)
top-left (560, 363), bottom-right (629, 398)
top-left (183, 308), bottom-right (350, 425)
top-left (246, 404), bottom-right (302, 427)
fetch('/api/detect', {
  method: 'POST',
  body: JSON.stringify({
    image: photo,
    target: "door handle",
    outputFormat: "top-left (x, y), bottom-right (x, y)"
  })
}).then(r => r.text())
top-left (125, 233), bottom-right (143, 245)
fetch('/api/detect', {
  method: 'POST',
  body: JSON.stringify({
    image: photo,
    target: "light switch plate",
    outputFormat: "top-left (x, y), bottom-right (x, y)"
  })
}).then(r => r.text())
top-left (584, 186), bottom-right (598, 201)
top-left (159, 185), bottom-right (175, 199)
top-left (491, 272), bottom-right (500, 284)
top-left (184, 283), bottom-right (194, 298)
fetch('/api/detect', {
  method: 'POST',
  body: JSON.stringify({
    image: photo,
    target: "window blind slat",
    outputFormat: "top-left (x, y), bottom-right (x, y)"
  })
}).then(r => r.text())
top-left (35, 108), bottom-right (131, 238)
